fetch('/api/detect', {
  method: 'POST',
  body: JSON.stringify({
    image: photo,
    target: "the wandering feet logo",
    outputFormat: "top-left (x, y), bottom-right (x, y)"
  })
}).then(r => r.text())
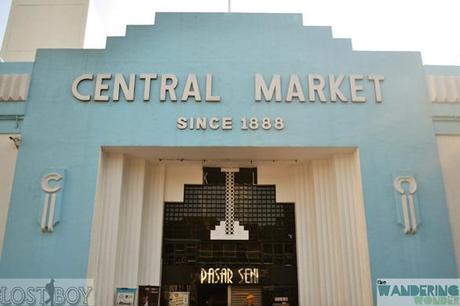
top-left (377, 279), bottom-right (460, 306)
top-left (0, 278), bottom-right (94, 305)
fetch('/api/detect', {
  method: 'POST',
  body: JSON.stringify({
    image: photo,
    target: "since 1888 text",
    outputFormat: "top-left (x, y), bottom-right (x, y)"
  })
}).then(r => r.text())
top-left (176, 117), bottom-right (285, 131)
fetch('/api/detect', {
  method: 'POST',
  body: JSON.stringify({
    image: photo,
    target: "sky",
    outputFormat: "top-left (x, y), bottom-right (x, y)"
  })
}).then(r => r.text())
top-left (1, 0), bottom-right (460, 65)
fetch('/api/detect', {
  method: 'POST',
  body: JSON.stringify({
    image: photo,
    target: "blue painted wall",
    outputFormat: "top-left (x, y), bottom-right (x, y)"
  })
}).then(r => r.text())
top-left (0, 13), bottom-right (457, 301)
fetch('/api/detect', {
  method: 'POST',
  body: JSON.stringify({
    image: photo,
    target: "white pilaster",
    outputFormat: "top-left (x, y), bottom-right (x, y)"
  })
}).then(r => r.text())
top-left (0, 135), bottom-right (19, 257)
top-left (312, 159), bottom-right (347, 305)
top-left (87, 152), bottom-right (125, 305)
top-left (294, 163), bottom-right (320, 306)
top-left (333, 153), bottom-right (373, 306)
top-left (115, 158), bottom-right (146, 288)
top-left (138, 163), bottom-right (166, 286)
top-left (294, 153), bottom-right (372, 306)
top-left (437, 136), bottom-right (460, 275)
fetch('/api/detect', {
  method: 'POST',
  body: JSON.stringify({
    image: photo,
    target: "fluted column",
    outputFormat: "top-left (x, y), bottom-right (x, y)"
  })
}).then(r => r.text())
top-left (138, 163), bottom-right (166, 286)
top-left (87, 152), bottom-right (125, 305)
top-left (311, 159), bottom-right (347, 306)
top-left (115, 158), bottom-right (146, 288)
top-left (333, 153), bottom-right (373, 306)
top-left (294, 163), bottom-right (320, 306)
top-left (294, 165), bottom-right (307, 306)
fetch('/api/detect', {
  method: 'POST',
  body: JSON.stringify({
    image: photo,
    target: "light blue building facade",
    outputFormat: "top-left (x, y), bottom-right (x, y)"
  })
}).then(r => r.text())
top-left (0, 13), bottom-right (459, 306)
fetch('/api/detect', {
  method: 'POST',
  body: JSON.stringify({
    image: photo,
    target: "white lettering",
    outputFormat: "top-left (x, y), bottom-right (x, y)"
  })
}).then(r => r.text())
top-left (176, 117), bottom-right (234, 130)
top-left (94, 73), bottom-right (111, 102)
top-left (113, 73), bottom-right (135, 102)
top-left (368, 74), bottom-right (384, 103)
top-left (71, 74), bottom-right (93, 101)
top-left (286, 74), bottom-right (305, 102)
top-left (329, 74), bottom-right (347, 102)
top-left (209, 117), bottom-right (220, 130)
top-left (196, 117), bottom-right (207, 130)
top-left (222, 117), bottom-right (232, 130)
top-left (200, 268), bottom-right (257, 284)
top-left (160, 74), bottom-right (178, 101)
top-left (140, 73), bottom-right (157, 101)
top-left (71, 73), bottom-right (385, 104)
top-left (308, 74), bottom-right (326, 102)
top-left (181, 74), bottom-right (201, 102)
top-left (176, 117), bottom-right (187, 130)
top-left (255, 74), bottom-right (281, 102)
top-left (206, 74), bottom-right (221, 102)
top-left (350, 74), bottom-right (366, 103)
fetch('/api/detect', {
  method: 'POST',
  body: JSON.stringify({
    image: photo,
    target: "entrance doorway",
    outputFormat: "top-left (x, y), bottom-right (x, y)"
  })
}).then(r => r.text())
top-left (196, 285), bottom-right (263, 306)
top-left (88, 148), bottom-right (372, 306)
top-left (198, 285), bottom-right (227, 306)
top-left (229, 286), bottom-right (262, 306)
top-left (161, 167), bottom-right (298, 306)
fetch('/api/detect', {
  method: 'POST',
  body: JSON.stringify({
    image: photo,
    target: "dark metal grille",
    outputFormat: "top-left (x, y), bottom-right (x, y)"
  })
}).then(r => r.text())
top-left (163, 184), bottom-right (296, 266)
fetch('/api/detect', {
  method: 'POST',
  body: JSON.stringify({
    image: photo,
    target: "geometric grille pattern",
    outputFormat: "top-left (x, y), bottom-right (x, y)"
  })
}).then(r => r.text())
top-left (163, 185), bottom-right (296, 239)
top-left (161, 171), bottom-right (299, 306)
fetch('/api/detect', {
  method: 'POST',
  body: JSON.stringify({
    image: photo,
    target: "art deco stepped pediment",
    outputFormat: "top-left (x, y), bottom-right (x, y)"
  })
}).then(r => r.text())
top-left (106, 13), bottom-right (352, 58)
top-left (37, 13), bottom-right (355, 63)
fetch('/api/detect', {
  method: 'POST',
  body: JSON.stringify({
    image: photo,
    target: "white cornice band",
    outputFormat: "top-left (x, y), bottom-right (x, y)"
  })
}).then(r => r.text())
top-left (0, 74), bottom-right (30, 101)
top-left (427, 75), bottom-right (460, 103)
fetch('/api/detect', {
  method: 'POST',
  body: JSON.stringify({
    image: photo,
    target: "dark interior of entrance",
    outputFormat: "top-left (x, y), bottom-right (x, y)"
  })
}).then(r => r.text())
top-left (161, 167), bottom-right (298, 306)
top-left (198, 285), bottom-right (227, 306)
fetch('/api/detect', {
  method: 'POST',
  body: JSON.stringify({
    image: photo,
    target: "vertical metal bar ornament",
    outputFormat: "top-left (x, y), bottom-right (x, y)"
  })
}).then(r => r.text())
top-left (224, 171), bottom-right (235, 234)
top-left (210, 168), bottom-right (248, 240)
top-left (40, 173), bottom-right (63, 233)
top-left (394, 176), bottom-right (418, 234)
